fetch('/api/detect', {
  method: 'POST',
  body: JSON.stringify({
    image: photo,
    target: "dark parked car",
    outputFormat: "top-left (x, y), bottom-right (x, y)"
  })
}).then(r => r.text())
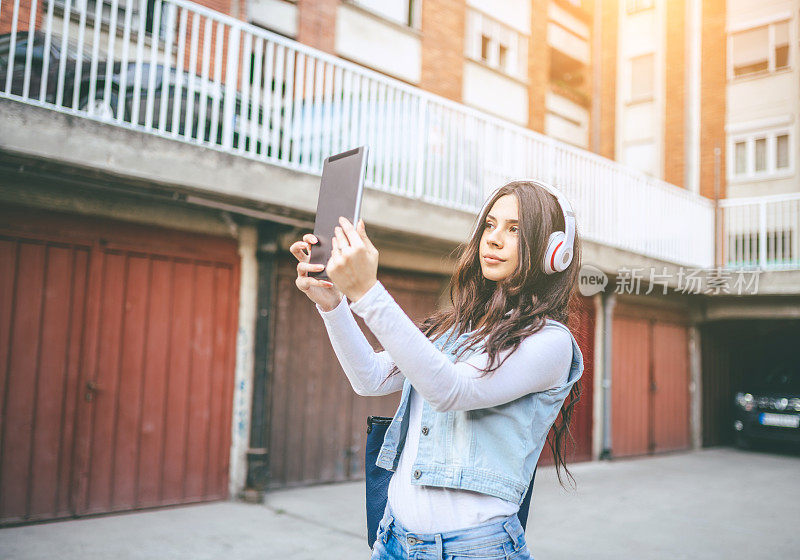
top-left (733, 362), bottom-right (800, 449)
top-left (1, 30), bottom-right (266, 146)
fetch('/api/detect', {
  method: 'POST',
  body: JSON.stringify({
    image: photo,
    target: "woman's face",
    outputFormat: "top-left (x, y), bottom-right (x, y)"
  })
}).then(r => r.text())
top-left (479, 194), bottom-right (520, 282)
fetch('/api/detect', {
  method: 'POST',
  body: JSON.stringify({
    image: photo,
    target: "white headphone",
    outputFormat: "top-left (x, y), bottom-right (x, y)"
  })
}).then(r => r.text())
top-left (532, 180), bottom-right (576, 274)
top-left (474, 180), bottom-right (576, 275)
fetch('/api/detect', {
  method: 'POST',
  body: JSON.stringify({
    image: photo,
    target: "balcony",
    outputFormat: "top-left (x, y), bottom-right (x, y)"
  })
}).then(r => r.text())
top-left (2, 0), bottom-right (789, 275)
top-left (721, 193), bottom-right (800, 270)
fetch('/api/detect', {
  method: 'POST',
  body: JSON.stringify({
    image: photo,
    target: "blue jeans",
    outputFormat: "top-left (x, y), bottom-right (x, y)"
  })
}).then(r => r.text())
top-left (370, 502), bottom-right (534, 560)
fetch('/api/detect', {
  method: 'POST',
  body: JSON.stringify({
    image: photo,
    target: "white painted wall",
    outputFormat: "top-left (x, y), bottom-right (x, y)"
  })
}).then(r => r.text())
top-left (547, 21), bottom-right (590, 64)
top-left (545, 92), bottom-right (589, 147)
top-left (547, 2), bottom-right (590, 65)
top-left (727, 0), bottom-right (793, 29)
top-left (352, 0), bottom-right (413, 26)
top-left (615, 0), bottom-right (665, 179)
top-left (467, 0), bottom-right (530, 34)
top-left (462, 60), bottom-right (528, 125)
top-left (728, 72), bottom-right (794, 122)
top-left (335, 2), bottom-right (421, 83)
top-left (248, 0), bottom-right (298, 37)
top-left (548, 2), bottom-right (590, 38)
top-left (726, 0), bottom-right (799, 197)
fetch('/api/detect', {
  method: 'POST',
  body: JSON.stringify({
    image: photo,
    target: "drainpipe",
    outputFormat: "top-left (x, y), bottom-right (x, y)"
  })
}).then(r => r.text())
top-left (714, 145), bottom-right (722, 267)
top-left (600, 289), bottom-right (616, 460)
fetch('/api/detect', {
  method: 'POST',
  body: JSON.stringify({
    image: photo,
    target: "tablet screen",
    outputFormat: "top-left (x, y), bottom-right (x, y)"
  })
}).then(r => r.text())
top-left (309, 146), bottom-right (369, 281)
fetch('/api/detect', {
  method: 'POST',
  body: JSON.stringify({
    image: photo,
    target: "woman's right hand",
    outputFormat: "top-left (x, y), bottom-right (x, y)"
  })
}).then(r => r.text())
top-left (291, 233), bottom-right (344, 311)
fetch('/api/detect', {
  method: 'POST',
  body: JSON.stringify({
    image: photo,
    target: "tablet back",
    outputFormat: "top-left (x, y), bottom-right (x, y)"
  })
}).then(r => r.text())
top-left (309, 146), bottom-right (369, 281)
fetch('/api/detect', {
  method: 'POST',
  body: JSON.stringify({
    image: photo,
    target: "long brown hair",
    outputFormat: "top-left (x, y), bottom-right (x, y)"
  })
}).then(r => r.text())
top-left (375, 180), bottom-right (583, 489)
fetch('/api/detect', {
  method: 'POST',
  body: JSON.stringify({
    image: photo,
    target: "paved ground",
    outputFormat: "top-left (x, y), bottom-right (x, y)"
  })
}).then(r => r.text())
top-left (1, 446), bottom-right (799, 559)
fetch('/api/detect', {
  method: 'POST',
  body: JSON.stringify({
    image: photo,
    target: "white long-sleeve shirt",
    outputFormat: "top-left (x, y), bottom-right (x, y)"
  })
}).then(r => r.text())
top-left (315, 279), bottom-right (572, 532)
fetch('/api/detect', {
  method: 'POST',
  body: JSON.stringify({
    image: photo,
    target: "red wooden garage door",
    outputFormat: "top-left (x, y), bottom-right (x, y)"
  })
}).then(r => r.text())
top-left (611, 305), bottom-right (690, 458)
top-left (0, 206), bottom-right (240, 525)
top-left (538, 294), bottom-right (596, 466)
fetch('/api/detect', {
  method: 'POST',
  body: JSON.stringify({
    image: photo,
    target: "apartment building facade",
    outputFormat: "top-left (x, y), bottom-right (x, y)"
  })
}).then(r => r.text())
top-left (1, 0), bottom-right (798, 526)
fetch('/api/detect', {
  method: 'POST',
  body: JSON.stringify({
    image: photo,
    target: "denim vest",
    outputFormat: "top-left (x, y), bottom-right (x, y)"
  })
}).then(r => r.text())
top-left (374, 318), bottom-right (584, 505)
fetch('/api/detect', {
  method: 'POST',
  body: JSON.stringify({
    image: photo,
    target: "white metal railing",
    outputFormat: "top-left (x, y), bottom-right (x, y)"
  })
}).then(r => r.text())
top-left (720, 193), bottom-right (800, 270)
top-left (1, 0), bottom-right (717, 267)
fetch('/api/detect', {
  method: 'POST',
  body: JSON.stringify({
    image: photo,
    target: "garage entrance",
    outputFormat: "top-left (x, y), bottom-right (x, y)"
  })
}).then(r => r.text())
top-left (700, 319), bottom-right (800, 447)
top-left (0, 206), bottom-right (240, 525)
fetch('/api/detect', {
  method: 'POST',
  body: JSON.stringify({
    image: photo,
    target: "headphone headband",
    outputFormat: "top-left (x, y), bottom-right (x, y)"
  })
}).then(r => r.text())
top-left (528, 180), bottom-right (576, 256)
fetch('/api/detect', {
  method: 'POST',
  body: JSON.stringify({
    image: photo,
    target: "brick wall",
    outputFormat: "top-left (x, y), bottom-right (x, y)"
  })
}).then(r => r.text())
top-left (598, 0), bottom-right (618, 160)
top-left (0, 0), bottom-right (235, 36)
top-left (1, 0), bottom-right (44, 36)
top-left (664, 0), bottom-right (686, 188)
top-left (420, 0), bottom-right (465, 102)
top-left (700, 0), bottom-right (726, 200)
top-left (297, 0), bottom-right (337, 54)
top-left (528, 0), bottom-right (549, 133)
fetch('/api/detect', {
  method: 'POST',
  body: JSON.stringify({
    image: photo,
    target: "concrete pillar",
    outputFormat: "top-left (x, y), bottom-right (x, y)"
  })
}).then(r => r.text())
top-left (591, 292), bottom-right (605, 461)
top-left (245, 222), bottom-right (282, 496)
top-left (688, 324), bottom-right (703, 449)
top-left (600, 290), bottom-right (616, 459)
top-left (229, 224), bottom-right (259, 499)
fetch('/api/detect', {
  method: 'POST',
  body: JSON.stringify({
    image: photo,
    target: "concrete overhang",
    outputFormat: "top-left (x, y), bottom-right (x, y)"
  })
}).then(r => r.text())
top-left (3, 98), bottom-right (800, 291)
top-left (697, 296), bottom-right (800, 322)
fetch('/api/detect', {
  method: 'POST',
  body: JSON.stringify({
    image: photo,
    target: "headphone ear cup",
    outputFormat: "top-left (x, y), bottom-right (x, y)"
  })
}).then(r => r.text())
top-left (542, 231), bottom-right (566, 274)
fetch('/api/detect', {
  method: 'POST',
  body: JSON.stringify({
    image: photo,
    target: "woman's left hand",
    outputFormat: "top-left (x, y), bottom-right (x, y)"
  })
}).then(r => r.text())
top-left (327, 217), bottom-right (379, 302)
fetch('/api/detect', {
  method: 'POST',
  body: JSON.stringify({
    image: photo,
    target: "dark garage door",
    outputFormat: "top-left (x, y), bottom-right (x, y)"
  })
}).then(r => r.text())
top-left (267, 260), bottom-right (446, 488)
top-left (701, 319), bottom-right (800, 447)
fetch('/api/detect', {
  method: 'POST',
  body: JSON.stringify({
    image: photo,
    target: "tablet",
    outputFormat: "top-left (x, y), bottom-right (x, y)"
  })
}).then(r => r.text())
top-left (309, 146), bottom-right (369, 281)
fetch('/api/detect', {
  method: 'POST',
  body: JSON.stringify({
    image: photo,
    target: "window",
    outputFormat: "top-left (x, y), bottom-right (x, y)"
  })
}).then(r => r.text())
top-left (481, 35), bottom-right (491, 63)
top-left (732, 26), bottom-right (768, 76)
top-left (465, 9), bottom-right (528, 81)
top-left (776, 134), bottom-right (789, 169)
top-left (730, 20), bottom-right (791, 78)
top-left (754, 137), bottom-right (767, 172)
top-left (735, 141), bottom-right (747, 175)
top-left (350, 0), bottom-right (421, 29)
top-left (626, 0), bottom-right (654, 14)
top-left (730, 129), bottom-right (793, 179)
top-left (55, 0), bottom-right (167, 37)
top-left (775, 20), bottom-right (789, 69)
top-left (629, 53), bottom-right (654, 101)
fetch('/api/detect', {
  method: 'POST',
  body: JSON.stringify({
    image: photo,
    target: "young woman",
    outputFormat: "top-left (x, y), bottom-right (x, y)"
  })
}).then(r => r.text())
top-left (291, 180), bottom-right (585, 559)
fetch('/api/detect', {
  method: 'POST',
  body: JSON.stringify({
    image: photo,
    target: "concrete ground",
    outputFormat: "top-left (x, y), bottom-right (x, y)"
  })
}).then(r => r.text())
top-left (1, 446), bottom-right (799, 560)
